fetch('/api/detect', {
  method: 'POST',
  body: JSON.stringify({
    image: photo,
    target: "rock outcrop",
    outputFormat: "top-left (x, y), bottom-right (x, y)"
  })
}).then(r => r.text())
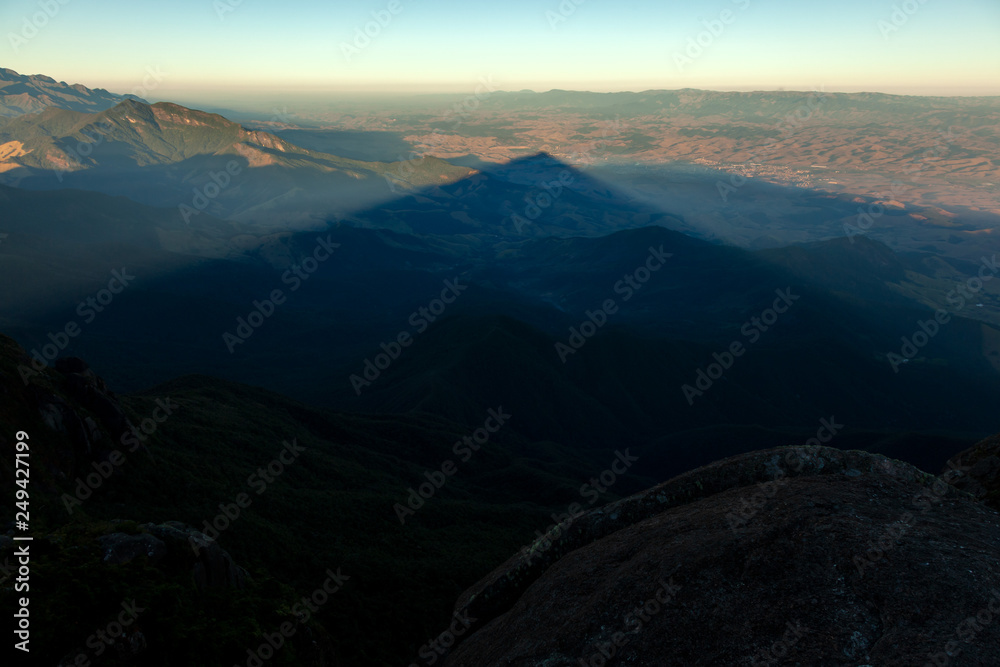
top-left (945, 433), bottom-right (1000, 512)
top-left (1, 335), bottom-right (137, 486)
top-left (439, 446), bottom-right (1000, 666)
top-left (96, 522), bottom-right (251, 591)
top-left (143, 521), bottom-right (252, 591)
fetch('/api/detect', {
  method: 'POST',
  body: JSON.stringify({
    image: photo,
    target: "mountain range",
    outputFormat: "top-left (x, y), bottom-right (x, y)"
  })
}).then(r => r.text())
top-left (0, 97), bottom-right (473, 224)
top-left (0, 67), bottom-right (142, 117)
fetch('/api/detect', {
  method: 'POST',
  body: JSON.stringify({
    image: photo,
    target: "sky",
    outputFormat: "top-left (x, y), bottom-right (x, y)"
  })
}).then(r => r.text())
top-left (3, 0), bottom-right (999, 105)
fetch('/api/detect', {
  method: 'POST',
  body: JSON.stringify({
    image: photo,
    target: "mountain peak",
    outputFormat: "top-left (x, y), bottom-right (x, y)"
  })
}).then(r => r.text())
top-left (0, 67), bottom-right (143, 117)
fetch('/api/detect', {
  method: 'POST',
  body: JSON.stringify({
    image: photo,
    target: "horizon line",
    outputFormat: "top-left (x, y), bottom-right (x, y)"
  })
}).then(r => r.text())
top-left (4, 68), bottom-right (1000, 100)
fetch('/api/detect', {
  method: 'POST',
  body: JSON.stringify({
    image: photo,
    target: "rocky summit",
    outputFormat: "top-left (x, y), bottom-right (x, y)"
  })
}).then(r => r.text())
top-left (439, 446), bottom-right (1000, 666)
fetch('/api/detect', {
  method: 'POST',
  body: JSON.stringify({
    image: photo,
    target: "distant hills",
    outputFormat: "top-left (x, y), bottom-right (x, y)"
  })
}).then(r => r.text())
top-left (0, 67), bottom-right (143, 117)
top-left (476, 87), bottom-right (1000, 116)
top-left (312, 85), bottom-right (1000, 220)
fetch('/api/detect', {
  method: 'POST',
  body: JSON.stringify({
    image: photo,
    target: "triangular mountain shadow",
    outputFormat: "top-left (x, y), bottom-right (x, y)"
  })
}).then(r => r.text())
top-left (342, 151), bottom-right (686, 240)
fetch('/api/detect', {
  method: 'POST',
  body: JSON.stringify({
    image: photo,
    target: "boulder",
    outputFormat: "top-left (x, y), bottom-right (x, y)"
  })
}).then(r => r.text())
top-left (945, 433), bottom-right (1000, 511)
top-left (142, 522), bottom-right (251, 591)
top-left (96, 532), bottom-right (167, 565)
top-left (440, 446), bottom-right (1000, 666)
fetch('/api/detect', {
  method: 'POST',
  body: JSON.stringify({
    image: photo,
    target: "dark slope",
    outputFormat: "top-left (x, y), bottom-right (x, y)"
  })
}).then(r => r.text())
top-left (0, 333), bottom-right (643, 665)
top-left (759, 234), bottom-right (1000, 331)
top-left (439, 446), bottom-right (1000, 666)
top-left (338, 225), bottom-right (1000, 441)
top-left (2, 331), bottom-right (996, 666)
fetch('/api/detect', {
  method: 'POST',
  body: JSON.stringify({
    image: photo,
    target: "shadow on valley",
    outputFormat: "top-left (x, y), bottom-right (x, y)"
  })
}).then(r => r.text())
top-left (3, 154), bottom-right (999, 457)
top-left (274, 129), bottom-right (418, 163)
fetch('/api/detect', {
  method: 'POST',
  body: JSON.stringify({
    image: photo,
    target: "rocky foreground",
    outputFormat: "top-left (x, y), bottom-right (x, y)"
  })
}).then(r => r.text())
top-left (4, 330), bottom-right (999, 666)
top-left (437, 443), bottom-right (1000, 666)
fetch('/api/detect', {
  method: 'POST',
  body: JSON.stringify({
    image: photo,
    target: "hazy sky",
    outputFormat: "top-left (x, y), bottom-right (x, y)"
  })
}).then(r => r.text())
top-left (3, 0), bottom-right (999, 102)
